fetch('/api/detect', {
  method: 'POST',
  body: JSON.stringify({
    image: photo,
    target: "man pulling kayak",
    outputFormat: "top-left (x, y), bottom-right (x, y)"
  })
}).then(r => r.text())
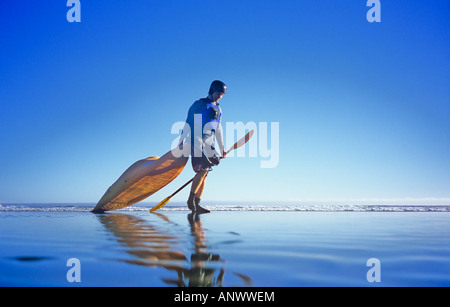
top-left (178, 80), bottom-right (227, 213)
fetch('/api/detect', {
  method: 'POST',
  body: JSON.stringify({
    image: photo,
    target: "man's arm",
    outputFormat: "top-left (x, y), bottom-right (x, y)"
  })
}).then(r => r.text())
top-left (215, 121), bottom-right (226, 158)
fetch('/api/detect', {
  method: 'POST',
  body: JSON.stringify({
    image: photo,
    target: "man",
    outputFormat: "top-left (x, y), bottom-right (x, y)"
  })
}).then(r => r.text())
top-left (178, 80), bottom-right (227, 213)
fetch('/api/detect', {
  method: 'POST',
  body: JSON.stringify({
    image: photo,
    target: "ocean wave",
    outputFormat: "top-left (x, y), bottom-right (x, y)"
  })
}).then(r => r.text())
top-left (0, 204), bottom-right (94, 212)
top-left (1, 203), bottom-right (450, 213)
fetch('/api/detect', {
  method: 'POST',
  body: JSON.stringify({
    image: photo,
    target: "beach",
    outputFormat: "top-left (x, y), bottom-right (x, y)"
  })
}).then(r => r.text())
top-left (1, 203), bottom-right (450, 287)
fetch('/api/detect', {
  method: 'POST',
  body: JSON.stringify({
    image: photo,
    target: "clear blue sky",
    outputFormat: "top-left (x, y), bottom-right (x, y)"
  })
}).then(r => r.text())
top-left (1, 0), bottom-right (449, 204)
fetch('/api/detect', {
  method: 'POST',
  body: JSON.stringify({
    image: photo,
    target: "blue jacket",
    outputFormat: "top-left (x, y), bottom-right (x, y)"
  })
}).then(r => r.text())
top-left (186, 98), bottom-right (222, 138)
top-left (182, 98), bottom-right (223, 158)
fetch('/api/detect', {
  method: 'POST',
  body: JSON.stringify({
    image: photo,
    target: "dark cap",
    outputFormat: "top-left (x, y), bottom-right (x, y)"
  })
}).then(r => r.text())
top-left (209, 80), bottom-right (227, 95)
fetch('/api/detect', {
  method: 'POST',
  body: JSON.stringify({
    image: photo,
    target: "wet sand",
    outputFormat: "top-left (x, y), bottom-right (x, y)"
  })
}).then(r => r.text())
top-left (1, 210), bottom-right (450, 286)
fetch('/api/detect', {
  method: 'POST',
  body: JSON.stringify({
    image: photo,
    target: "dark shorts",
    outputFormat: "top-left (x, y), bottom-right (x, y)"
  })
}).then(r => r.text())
top-left (191, 156), bottom-right (213, 173)
top-left (191, 142), bottom-right (220, 173)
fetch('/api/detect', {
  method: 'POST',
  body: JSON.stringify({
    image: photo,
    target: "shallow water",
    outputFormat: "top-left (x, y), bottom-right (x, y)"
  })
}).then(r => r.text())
top-left (0, 207), bottom-right (449, 286)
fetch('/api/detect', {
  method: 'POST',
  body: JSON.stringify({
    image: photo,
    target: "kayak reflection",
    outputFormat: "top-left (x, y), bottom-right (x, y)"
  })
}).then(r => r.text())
top-left (96, 212), bottom-right (252, 287)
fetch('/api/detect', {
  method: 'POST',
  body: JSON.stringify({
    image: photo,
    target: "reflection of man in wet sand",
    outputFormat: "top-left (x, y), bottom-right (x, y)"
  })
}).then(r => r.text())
top-left (96, 213), bottom-right (251, 287)
top-left (187, 212), bottom-right (225, 286)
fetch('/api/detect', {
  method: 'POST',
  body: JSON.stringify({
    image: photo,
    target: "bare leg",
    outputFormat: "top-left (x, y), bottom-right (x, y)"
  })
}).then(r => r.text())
top-left (188, 170), bottom-right (208, 212)
top-left (191, 170), bottom-right (210, 214)
top-left (190, 170), bottom-right (208, 194)
top-left (195, 173), bottom-right (207, 199)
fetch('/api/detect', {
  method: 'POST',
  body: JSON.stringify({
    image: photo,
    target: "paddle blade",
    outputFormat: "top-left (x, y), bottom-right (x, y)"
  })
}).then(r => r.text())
top-left (226, 129), bottom-right (254, 154)
top-left (150, 196), bottom-right (171, 213)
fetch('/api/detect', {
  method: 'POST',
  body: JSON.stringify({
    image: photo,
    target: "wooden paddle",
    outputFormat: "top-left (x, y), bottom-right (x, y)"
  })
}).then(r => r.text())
top-left (150, 130), bottom-right (254, 213)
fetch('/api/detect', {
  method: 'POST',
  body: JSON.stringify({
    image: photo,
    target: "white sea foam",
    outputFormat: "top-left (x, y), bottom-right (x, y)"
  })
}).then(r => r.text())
top-left (1, 202), bottom-right (449, 213)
